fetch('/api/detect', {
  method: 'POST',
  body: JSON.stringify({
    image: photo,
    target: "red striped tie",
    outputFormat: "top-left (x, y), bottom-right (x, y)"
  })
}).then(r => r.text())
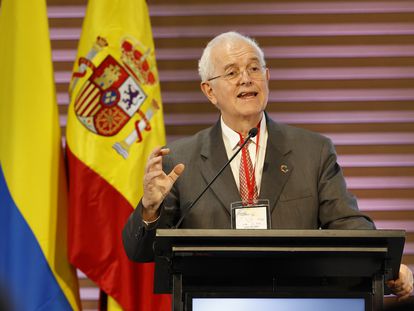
top-left (239, 138), bottom-right (258, 204)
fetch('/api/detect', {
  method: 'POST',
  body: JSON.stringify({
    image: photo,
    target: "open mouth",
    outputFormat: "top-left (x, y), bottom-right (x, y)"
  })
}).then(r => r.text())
top-left (237, 92), bottom-right (258, 99)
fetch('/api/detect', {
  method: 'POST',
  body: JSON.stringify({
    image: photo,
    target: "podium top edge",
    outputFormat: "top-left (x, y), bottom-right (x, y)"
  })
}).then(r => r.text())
top-left (156, 229), bottom-right (406, 238)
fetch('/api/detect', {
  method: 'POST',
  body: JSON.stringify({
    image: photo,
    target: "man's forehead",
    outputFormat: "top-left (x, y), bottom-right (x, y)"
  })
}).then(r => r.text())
top-left (223, 57), bottom-right (261, 69)
top-left (212, 41), bottom-right (261, 67)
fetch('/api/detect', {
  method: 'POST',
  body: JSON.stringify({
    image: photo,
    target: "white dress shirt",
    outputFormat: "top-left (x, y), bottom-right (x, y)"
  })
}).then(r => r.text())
top-left (221, 116), bottom-right (268, 195)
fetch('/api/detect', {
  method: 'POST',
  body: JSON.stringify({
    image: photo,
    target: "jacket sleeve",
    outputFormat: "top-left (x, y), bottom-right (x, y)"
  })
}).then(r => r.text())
top-left (317, 138), bottom-right (376, 230)
top-left (122, 200), bottom-right (158, 262)
top-left (122, 153), bottom-right (181, 262)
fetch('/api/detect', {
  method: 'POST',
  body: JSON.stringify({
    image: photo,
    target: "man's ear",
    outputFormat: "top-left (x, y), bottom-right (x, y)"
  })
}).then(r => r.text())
top-left (265, 67), bottom-right (270, 81)
top-left (200, 82), bottom-right (218, 105)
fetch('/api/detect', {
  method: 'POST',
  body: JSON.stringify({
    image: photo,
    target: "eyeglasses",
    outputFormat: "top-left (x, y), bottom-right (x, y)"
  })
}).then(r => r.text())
top-left (207, 64), bottom-right (266, 82)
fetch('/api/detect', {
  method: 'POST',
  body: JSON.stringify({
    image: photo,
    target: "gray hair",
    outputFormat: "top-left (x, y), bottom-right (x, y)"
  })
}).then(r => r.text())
top-left (198, 31), bottom-right (266, 82)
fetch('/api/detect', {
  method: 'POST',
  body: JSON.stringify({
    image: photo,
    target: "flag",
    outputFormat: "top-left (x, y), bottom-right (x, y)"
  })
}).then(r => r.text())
top-left (0, 0), bottom-right (81, 310)
top-left (66, 0), bottom-right (171, 310)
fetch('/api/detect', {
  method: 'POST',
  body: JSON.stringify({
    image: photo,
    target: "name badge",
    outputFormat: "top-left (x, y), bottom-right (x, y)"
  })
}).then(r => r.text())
top-left (231, 199), bottom-right (270, 229)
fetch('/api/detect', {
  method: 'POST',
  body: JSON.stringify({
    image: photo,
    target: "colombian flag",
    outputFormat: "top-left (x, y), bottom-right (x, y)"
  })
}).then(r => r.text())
top-left (66, 0), bottom-right (171, 310)
top-left (0, 0), bottom-right (80, 310)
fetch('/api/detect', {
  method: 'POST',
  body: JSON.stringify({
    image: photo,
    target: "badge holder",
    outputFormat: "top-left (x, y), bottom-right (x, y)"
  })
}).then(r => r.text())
top-left (230, 199), bottom-right (271, 229)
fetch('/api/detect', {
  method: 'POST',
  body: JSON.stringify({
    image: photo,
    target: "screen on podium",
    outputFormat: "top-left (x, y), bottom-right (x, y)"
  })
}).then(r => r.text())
top-left (191, 298), bottom-right (365, 311)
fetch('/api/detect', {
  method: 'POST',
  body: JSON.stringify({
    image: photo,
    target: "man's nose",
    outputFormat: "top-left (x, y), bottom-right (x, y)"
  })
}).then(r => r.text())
top-left (238, 69), bottom-right (252, 85)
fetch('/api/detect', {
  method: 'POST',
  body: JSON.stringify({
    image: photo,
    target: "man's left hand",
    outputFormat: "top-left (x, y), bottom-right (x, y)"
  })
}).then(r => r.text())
top-left (387, 264), bottom-right (414, 301)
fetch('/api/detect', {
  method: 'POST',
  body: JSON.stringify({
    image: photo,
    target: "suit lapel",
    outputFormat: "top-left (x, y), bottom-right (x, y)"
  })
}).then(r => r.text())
top-left (199, 121), bottom-right (240, 215)
top-left (259, 118), bottom-right (293, 213)
top-left (198, 117), bottom-right (294, 215)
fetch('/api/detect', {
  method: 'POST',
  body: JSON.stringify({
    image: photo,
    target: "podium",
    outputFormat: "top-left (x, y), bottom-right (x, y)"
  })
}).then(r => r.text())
top-left (153, 229), bottom-right (405, 311)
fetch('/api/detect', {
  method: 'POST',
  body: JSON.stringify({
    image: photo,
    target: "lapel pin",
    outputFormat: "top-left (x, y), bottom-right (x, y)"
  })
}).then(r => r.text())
top-left (280, 164), bottom-right (289, 173)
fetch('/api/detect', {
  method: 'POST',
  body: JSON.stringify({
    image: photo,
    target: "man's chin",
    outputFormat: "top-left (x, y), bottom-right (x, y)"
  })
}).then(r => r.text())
top-left (236, 109), bottom-right (264, 121)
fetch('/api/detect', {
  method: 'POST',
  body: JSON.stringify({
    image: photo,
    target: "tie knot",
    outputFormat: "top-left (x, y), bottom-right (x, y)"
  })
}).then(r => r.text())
top-left (239, 138), bottom-right (251, 148)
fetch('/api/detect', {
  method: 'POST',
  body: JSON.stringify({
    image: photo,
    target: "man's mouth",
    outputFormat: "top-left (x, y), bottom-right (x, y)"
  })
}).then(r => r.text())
top-left (237, 92), bottom-right (258, 98)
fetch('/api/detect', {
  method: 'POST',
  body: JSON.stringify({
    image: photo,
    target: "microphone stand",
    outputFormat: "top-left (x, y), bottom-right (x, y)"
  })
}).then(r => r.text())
top-left (174, 128), bottom-right (258, 228)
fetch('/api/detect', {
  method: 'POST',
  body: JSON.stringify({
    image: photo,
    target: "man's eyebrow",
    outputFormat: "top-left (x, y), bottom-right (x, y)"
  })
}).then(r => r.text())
top-left (248, 57), bottom-right (261, 64)
top-left (223, 63), bottom-right (237, 71)
top-left (222, 57), bottom-right (261, 71)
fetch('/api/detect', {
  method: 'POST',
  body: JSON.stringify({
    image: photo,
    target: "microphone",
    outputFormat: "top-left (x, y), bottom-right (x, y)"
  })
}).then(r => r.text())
top-left (174, 127), bottom-right (258, 228)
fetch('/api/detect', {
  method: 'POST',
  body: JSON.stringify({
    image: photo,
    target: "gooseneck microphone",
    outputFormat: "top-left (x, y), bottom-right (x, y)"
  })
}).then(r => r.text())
top-left (174, 127), bottom-right (258, 228)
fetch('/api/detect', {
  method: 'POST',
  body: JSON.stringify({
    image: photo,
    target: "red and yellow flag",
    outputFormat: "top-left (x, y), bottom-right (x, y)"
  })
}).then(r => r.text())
top-left (66, 0), bottom-right (170, 310)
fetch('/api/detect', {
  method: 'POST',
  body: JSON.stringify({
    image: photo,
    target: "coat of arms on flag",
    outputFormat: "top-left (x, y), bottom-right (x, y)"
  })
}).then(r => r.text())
top-left (71, 36), bottom-right (160, 159)
top-left (66, 1), bottom-right (170, 310)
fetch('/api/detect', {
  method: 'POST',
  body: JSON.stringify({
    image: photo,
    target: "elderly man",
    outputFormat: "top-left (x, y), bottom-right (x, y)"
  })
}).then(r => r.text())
top-left (122, 32), bottom-right (413, 299)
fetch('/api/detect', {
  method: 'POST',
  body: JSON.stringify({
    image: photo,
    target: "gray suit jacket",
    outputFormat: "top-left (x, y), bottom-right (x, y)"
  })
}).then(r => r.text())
top-left (122, 116), bottom-right (375, 261)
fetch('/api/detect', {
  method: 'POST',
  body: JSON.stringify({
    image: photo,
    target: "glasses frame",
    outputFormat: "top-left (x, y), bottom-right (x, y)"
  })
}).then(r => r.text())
top-left (207, 65), bottom-right (266, 82)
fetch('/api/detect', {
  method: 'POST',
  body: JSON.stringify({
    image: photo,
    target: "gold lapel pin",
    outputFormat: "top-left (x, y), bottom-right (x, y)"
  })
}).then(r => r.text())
top-left (280, 164), bottom-right (289, 173)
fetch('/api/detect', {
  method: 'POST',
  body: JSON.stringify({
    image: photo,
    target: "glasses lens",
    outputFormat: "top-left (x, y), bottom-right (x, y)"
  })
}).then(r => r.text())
top-left (225, 65), bottom-right (264, 81)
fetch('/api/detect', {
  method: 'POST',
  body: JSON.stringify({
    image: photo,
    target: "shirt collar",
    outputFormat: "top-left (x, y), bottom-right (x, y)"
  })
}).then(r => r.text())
top-left (220, 115), bottom-right (266, 150)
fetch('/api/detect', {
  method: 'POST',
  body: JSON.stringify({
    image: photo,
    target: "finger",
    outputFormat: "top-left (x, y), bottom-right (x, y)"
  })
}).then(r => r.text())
top-left (394, 280), bottom-right (405, 290)
top-left (145, 148), bottom-right (171, 173)
top-left (144, 170), bottom-right (165, 183)
top-left (394, 284), bottom-right (413, 298)
top-left (167, 163), bottom-right (185, 184)
top-left (148, 146), bottom-right (163, 160)
top-left (389, 281), bottom-right (402, 289)
top-left (159, 148), bottom-right (170, 156)
top-left (152, 147), bottom-right (170, 158)
top-left (148, 147), bottom-right (170, 161)
top-left (145, 155), bottom-right (163, 173)
top-left (386, 280), bottom-right (395, 287)
top-left (145, 147), bottom-right (161, 173)
top-left (397, 291), bottom-right (411, 301)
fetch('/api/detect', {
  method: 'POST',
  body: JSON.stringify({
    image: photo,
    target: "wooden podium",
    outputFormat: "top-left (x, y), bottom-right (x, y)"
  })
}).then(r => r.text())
top-left (153, 229), bottom-right (405, 311)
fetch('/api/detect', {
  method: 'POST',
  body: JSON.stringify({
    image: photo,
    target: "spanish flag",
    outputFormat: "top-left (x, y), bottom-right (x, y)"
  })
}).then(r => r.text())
top-left (66, 0), bottom-right (170, 310)
top-left (0, 0), bottom-right (80, 310)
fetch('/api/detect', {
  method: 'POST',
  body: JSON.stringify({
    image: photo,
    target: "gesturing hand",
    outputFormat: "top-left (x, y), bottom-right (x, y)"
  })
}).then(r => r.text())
top-left (142, 147), bottom-right (185, 221)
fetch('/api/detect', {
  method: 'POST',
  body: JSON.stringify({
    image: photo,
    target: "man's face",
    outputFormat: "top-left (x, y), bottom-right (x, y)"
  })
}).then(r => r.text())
top-left (201, 39), bottom-right (270, 129)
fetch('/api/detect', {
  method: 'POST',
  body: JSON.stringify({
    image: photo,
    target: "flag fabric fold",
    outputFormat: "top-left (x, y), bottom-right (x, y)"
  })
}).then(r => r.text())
top-left (66, 0), bottom-right (170, 310)
top-left (0, 0), bottom-right (81, 310)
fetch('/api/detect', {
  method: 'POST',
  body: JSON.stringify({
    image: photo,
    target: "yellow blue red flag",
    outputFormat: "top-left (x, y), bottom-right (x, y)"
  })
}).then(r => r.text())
top-left (66, 0), bottom-right (170, 310)
top-left (0, 0), bottom-right (81, 310)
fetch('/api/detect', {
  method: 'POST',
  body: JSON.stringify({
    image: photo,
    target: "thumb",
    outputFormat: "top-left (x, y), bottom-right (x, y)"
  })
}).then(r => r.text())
top-left (168, 163), bottom-right (185, 184)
